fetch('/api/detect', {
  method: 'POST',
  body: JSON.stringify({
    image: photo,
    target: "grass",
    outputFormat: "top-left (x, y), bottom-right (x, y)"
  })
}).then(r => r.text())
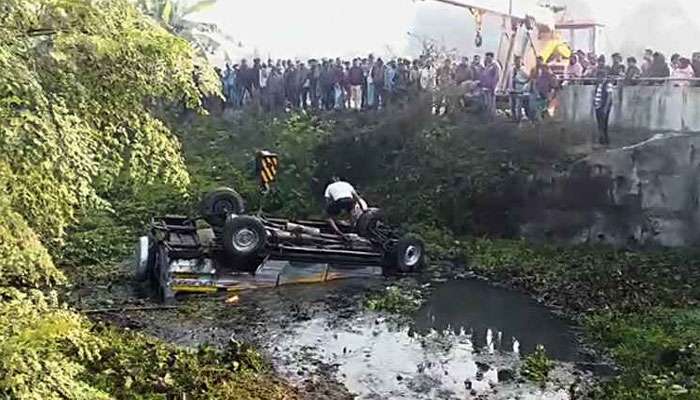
top-left (365, 285), bottom-right (425, 314)
top-left (84, 326), bottom-right (297, 400)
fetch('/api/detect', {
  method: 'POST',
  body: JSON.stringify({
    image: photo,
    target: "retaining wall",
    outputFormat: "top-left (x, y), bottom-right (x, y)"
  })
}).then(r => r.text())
top-left (556, 84), bottom-right (700, 133)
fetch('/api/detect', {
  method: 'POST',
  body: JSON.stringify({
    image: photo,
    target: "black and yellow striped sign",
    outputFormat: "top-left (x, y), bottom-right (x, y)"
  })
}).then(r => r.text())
top-left (257, 150), bottom-right (279, 190)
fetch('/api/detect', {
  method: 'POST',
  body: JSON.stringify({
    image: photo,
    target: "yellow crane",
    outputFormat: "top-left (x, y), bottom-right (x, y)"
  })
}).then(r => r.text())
top-left (420, 0), bottom-right (582, 88)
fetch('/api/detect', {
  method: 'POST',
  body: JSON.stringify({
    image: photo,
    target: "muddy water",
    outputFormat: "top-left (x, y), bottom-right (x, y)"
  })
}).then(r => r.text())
top-left (268, 278), bottom-right (583, 400)
top-left (413, 279), bottom-right (580, 361)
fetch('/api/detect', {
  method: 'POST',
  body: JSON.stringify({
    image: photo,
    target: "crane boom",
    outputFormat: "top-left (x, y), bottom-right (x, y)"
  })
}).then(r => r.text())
top-left (423, 0), bottom-right (556, 29)
top-left (427, 0), bottom-right (510, 18)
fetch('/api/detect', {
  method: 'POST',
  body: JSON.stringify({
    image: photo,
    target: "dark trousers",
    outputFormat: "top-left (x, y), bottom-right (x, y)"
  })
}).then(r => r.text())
top-left (241, 84), bottom-right (254, 105)
top-left (286, 87), bottom-right (299, 108)
top-left (361, 80), bottom-right (368, 109)
top-left (595, 106), bottom-right (611, 145)
top-left (374, 83), bottom-right (385, 109)
top-left (309, 81), bottom-right (319, 109)
top-left (322, 85), bottom-right (334, 110)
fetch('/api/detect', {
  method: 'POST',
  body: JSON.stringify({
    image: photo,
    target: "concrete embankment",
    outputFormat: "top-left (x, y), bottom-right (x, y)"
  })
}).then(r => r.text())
top-left (520, 133), bottom-right (700, 247)
top-left (557, 84), bottom-right (700, 133)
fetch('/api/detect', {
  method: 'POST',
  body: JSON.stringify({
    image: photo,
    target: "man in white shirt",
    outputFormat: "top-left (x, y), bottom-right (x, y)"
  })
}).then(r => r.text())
top-left (419, 63), bottom-right (436, 91)
top-left (324, 178), bottom-right (368, 237)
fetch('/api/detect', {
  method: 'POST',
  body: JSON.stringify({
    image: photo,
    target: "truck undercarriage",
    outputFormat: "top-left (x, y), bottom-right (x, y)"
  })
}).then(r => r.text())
top-left (135, 188), bottom-right (426, 302)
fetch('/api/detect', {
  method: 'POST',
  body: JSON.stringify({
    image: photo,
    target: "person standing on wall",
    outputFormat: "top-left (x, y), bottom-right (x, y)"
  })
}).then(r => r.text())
top-left (593, 69), bottom-right (614, 146)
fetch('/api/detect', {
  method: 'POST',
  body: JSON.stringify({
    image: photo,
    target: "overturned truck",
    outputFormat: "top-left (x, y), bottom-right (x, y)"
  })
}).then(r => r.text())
top-left (135, 187), bottom-right (426, 302)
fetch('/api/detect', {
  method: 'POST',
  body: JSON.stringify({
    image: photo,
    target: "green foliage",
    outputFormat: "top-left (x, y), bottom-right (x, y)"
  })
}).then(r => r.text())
top-left (0, 2), bottom-right (294, 399)
top-left (85, 328), bottom-right (293, 400)
top-left (180, 112), bottom-right (332, 218)
top-left (365, 285), bottom-right (424, 314)
top-left (265, 114), bottom-right (333, 217)
top-left (0, 289), bottom-right (108, 400)
top-left (316, 109), bottom-right (563, 236)
top-left (0, 292), bottom-right (295, 400)
top-left (409, 223), bottom-right (467, 261)
top-left (57, 215), bottom-right (134, 269)
top-left (1, 0), bottom-right (216, 248)
top-left (586, 310), bottom-right (700, 399)
top-left (0, 183), bottom-right (64, 288)
top-left (466, 238), bottom-right (700, 313)
top-left (521, 345), bottom-right (554, 385)
top-left (0, 0), bottom-right (224, 279)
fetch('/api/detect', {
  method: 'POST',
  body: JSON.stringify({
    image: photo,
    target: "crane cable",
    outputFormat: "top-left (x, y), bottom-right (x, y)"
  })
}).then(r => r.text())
top-left (468, 7), bottom-right (485, 47)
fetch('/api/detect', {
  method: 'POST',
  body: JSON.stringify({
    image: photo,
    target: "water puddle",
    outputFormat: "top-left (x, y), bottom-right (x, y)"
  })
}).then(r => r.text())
top-left (414, 279), bottom-right (580, 361)
top-left (268, 279), bottom-right (583, 399)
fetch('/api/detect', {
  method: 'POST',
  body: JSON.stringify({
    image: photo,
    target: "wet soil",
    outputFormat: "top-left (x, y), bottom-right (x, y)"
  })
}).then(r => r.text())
top-left (72, 262), bottom-right (597, 399)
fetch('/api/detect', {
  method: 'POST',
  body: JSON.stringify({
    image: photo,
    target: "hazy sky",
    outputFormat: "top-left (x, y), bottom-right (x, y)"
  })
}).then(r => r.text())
top-left (193, 0), bottom-right (700, 63)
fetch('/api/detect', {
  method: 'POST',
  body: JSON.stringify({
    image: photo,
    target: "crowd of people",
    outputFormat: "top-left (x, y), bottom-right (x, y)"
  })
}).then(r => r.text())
top-left (215, 53), bottom-right (505, 114)
top-left (555, 48), bottom-right (700, 145)
top-left (215, 48), bottom-right (700, 123)
top-left (561, 49), bottom-right (700, 83)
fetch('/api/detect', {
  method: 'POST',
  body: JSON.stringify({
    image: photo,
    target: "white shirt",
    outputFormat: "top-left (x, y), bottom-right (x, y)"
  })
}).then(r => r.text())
top-left (324, 181), bottom-right (355, 201)
top-left (419, 67), bottom-right (436, 90)
top-left (260, 67), bottom-right (270, 88)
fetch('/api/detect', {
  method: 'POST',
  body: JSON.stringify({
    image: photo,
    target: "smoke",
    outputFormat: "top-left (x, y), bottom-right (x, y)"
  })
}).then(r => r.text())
top-left (559, 0), bottom-right (700, 56)
top-left (607, 0), bottom-right (700, 56)
top-left (408, 0), bottom-right (700, 58)
top-left (407, 2), bottom-right (515, 57)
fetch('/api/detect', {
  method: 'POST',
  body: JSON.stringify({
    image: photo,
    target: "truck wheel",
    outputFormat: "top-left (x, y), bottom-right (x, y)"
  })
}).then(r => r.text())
top-left (223, 216), bottom-right (266, 258)
top-left (199, 187), bottom-right (245, 227)
top-left (356, 208), bottom-right (385, 237)
top-left (395, 236), bottom-right (426, 273)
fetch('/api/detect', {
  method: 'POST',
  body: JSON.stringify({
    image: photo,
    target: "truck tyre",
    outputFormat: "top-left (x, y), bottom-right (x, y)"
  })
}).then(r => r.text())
top-left (356, 208), bottom-right (385, 237)
top-left (222, 215), bottom-right (266, 258)
top-left (199, 187), bottom-right (245, 227)
top-left (394, 236), bottom-right (426, 273)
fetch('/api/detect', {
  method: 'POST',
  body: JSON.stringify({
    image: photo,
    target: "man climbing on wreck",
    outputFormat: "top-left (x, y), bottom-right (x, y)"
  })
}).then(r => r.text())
top-left (324, 177), bottom-right (368, 238)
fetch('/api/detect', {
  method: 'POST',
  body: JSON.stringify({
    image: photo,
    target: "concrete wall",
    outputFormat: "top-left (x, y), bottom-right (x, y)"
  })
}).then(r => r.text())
top-left (519, 133), bottom-right (700, 247)
top-left (556, 84), bottom-right (700, 133)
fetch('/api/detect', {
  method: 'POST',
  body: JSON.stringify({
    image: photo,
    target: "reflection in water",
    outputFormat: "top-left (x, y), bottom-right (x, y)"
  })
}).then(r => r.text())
top-left (271, 316), bottom-right (573, 400)
top-left (413, 279), bottom-right (580, 361)
top-left (269, 279), bottom-right (581, 400)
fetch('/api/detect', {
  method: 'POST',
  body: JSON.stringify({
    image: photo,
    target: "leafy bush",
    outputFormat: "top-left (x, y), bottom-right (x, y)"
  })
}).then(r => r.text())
top-left (365, 285), bottom-right (424, 314)
top-left (179, 112), bottom-right (332, 218)
top-left (0, 289), bottom-right (295, 400)
top-left (0, 289), bottom-right (107, 400)
top-left (0, 2), bottom-right (297, 399)
top-left (316, 109), bottom-right (564, 236)
top-left (521, 345), bottom-right (554, 385)
top-left (0, 190), bottom-right (64, 288)
top-left (1, 0), bottom-right (216, 246)
top-left (84, 328), bottom-right (292, 400)
top-left (466, 239), bottom-right (700, 313)
top-left (587, 310), bottom-right (700, 399)
top-left (408, 223), bottom-right (467, 261)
